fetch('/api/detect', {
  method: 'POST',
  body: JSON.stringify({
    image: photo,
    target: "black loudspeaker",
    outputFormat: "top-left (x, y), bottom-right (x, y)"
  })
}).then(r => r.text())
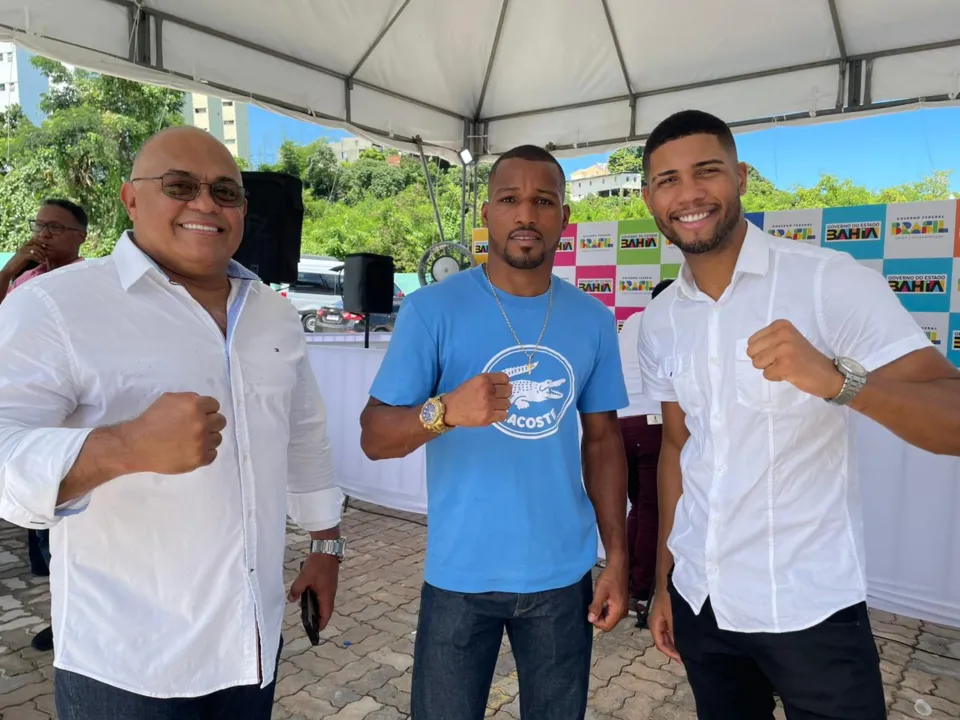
top-left (233, 172), bottom-right (303, 285)
top-left (342, 253), bottom-right (395, 315)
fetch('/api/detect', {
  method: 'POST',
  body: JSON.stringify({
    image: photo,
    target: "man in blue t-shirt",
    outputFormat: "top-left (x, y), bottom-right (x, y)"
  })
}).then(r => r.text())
top-left (361, 145), bottom-right (630, 719)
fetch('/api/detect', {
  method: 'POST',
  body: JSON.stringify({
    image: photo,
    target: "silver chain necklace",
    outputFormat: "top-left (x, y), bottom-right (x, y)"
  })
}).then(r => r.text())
top-left (483, 263), bottom-right (554, 374)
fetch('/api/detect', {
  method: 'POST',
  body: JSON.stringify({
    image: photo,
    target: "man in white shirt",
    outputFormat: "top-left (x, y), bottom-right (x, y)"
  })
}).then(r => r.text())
top-left (617, 278), bottom-right (673, 626)
top-left (0, 126), bottom-right (344, 719)
top-left (637, 110), bottom-right (960, 720)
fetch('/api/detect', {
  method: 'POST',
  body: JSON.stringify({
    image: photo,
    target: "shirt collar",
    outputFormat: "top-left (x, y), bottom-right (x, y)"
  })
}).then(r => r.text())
top-left (112, 231), bottom-right (260, 291)
top-left (675, 219), bottom-right (770, 301)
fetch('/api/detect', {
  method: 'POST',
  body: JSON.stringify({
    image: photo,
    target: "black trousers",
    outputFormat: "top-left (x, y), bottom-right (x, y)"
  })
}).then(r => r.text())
top-left (27, 529), bottom-right (50, 576)
top-left (669, 580), bottom-right (885, 720)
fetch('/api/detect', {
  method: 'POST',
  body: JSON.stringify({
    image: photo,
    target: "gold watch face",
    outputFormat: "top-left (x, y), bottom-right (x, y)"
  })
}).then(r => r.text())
top-left (421, 399), bottom-right (442, 426)
top-left (420, 398), bottom-right (447, 432)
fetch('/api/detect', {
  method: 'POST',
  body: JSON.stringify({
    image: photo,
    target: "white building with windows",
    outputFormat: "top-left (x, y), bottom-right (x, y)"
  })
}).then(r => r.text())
top-left (568, 171), bottom-right (644, 201)
top-left (328, 136), bottom-right (381, 162)
top-left (0, 42), bottom-right (50, 126)
top-left (183, 93), bottom-right (251, 165)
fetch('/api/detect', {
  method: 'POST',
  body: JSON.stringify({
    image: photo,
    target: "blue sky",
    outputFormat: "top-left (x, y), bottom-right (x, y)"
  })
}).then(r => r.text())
top-left (248, 105), bottom-right (960, 192)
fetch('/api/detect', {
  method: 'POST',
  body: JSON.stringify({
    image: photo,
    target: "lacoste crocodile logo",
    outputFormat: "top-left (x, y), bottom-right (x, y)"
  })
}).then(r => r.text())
top-left (482, 348), bottom-right (576, 440)
top-left (500, 362), bottom-right (567, 409)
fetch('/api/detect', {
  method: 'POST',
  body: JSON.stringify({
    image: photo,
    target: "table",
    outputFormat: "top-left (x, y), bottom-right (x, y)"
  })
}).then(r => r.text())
top-left (307, 338), bottom-right (960, 627)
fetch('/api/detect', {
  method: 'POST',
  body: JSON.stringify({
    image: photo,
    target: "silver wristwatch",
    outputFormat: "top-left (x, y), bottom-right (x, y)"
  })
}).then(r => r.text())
top-left (310, 538), bottom-right (345, 562)
top-left (825, 357), bottom-right (867, 406)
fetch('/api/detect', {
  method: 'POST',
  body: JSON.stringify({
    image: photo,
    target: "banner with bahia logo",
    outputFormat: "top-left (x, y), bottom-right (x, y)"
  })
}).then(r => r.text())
top-left (468, 199), bottom-right (960, 368)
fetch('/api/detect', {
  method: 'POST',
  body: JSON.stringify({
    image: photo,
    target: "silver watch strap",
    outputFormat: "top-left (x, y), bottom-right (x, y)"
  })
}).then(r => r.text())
top-left (310, 538), bottom-right (345, 560)
top-left (827, 364), bottom-right (866, 406)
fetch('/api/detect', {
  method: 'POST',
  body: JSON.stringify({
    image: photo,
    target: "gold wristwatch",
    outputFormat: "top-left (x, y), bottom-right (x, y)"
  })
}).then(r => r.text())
top-left (419, 395), bottom-right (450, 434)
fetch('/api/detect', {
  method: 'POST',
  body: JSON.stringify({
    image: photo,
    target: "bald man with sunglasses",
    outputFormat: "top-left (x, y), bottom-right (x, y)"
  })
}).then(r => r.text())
top-left (0, 126), bottom-right (344, 719)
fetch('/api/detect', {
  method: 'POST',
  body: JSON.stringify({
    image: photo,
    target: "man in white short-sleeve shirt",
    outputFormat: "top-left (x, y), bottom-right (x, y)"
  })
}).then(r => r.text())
top-left (617, 279), bottom-right (673, 624)
top-left (635, 110), bottom-right (960, 720)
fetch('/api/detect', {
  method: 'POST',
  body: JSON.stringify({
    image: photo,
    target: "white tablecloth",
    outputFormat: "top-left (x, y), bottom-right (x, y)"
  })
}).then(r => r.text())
top-left (307, 339), bottom-right (960, 627)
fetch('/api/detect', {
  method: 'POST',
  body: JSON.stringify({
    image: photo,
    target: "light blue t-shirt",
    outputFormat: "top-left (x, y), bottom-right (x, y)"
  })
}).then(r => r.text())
top-left (369, 266), bottom-right (628, 594)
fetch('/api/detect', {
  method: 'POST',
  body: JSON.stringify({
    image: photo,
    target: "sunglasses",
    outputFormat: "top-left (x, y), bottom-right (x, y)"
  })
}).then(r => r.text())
top-left (131, 173), bottom-right (246, 208)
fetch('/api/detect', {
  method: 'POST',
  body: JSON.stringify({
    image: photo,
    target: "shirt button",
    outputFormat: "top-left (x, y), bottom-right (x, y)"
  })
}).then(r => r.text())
top-left (709, 357), bottom-right (718, 366)
top-left (708, 565), bottom-right (719, 575)
top-left (712, 515), bottom-right (719, 524)
top-left (717, 465), bottom-right (727, 475)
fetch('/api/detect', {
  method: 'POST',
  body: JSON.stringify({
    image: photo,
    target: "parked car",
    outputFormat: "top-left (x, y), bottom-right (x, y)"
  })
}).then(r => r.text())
top-left (281, 255), bottom-right (405, 332)
top-left (315, 298), bottom-right (401, 334)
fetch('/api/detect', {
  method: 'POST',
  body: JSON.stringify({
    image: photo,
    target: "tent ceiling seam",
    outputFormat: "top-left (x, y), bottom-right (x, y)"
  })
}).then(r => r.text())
top-left (827, 0), bottom-right (848, 59)
top-left (347, 0), bottom-right (411, 80)
top-left (599, 0), bottom-right (635, 139)
top-left (99, 0), bottom-right (469, 122)
top-left (478, 34), bottom-right (960, 124)
top-left (474, 0), bottom-right (510, 121)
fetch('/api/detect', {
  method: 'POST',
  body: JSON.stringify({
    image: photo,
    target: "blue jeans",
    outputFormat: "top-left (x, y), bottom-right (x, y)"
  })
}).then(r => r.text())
top-left (411, 572), bottom-right (593, 720)
top-left (55, 638), bottom-right (282, 720)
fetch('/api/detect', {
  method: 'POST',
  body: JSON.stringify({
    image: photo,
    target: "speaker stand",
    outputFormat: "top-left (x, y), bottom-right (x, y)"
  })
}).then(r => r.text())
top-left (363, 314), bottom-right (371, 349)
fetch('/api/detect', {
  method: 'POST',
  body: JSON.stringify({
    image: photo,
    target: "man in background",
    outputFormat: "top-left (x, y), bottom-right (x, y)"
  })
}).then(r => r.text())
top-left (0, 127), bottom-right (344, 719)
top-left (0, 198), bottom-right (87, 652)
top-left (617, 277), bottom-right (673, 627)
top-left (0, 199), bottom-right (87, 303)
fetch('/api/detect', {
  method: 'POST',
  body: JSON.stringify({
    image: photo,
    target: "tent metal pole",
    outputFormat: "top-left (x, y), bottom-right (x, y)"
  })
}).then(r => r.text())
top-left (416, 138), bottom-right (446, 244)
top-left (460, 161), bottom-right (469, 244)
top-left (472, 162), bottom-right (479, 229)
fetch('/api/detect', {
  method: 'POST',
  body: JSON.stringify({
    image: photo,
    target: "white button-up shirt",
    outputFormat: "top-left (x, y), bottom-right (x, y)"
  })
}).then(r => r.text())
top-left (617, 312), bottom-right (661, 418)
top-left (0, 233), bottom-right (343, 697)
top-left (638, 222), bottom-right (930, 633)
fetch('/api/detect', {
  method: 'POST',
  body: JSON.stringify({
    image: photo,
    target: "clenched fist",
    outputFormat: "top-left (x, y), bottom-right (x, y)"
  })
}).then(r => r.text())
top-left (746, 319), bottom-right (844, 399)
top-left (444, 373), bottom-right (512, 427)
top-left (125, 392), bottom-right (227, 474)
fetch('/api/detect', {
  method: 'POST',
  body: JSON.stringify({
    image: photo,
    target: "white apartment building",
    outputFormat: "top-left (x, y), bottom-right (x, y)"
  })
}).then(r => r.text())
top-left (328, 136), bottom-right (381, 162)
top-left (183, 93), bottom-right (251, 165)
top-left (0, 42), bottom-right (50, 126)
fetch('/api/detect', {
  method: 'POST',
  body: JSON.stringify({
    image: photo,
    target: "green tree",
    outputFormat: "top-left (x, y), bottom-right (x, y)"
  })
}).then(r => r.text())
top-left (276, 140), bottom-right (306, 179)
top-left (0, 58), bottom-right (183, 255)
top-left (607, 146), bottom-right (643, 175)
top-left (302, 139), bottom-right (339, 197)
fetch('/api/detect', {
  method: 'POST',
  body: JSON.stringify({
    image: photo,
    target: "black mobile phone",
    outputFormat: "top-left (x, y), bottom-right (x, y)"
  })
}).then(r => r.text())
top-left (299, 561), bottom-right (321, 646)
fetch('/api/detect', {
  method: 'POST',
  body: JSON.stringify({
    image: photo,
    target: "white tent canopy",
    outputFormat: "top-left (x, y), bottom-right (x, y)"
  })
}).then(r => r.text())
top-left (2, 0), bottom-right (960, 163)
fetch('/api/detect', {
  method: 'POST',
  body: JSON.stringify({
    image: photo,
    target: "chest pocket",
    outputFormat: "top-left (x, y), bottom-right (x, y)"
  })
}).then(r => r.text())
top-left (734, 337), bottom-right (811, 413)
top-left (239, 343), bottom-right (299, 412)
top-left (656, 352), bottom-right (700, 414)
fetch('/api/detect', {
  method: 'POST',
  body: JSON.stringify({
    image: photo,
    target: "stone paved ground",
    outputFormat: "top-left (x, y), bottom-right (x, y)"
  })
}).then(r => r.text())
top-left (0, 502), bottom-right (958, 719)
